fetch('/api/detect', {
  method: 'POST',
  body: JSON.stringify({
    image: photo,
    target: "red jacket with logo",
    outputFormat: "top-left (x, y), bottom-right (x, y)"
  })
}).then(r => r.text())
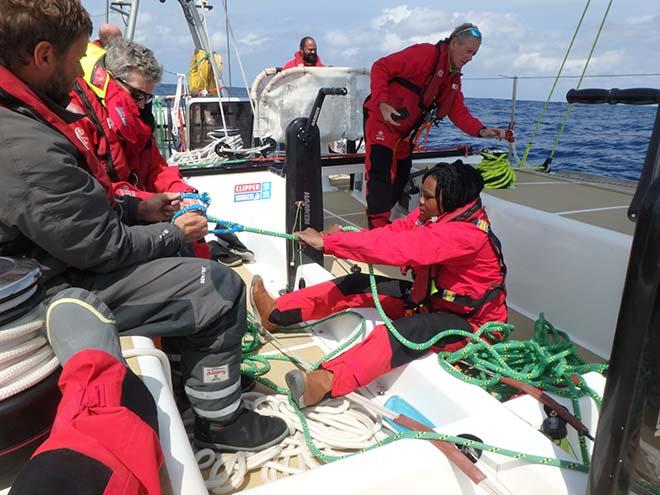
top-left (104, 79), bottom-right (194, 198)
top-left (323, 200), bottom-right (507, 330)
top-left (364, 41), bottom-right (483, 138)
top-left (282, 51), bottom-right (326, 70)
top-left (68, 78), bottom-right (144, 198)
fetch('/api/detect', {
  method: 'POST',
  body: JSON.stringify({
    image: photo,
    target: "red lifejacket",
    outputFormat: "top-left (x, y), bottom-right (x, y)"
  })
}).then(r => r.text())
top-left (364, 41), bottom-right (483, 138)
top-left (0, 65), bottom-right (115, 205)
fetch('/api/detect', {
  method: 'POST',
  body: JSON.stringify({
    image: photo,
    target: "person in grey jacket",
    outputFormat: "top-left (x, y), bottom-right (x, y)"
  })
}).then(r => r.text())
top-left (0, 0), bottom-right (287, 454)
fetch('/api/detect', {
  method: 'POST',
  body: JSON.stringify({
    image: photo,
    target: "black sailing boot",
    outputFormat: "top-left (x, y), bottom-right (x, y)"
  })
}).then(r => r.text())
top-left (194, 408), bottom-right (289, 452)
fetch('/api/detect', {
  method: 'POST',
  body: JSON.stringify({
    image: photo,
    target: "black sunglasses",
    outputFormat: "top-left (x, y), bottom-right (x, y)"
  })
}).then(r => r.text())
top-left (116, 77), bottom-right (155, 104)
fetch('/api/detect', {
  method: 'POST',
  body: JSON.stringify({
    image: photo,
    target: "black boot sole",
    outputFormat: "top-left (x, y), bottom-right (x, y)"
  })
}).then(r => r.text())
top-left (193, 426), bottom-right (288, 452)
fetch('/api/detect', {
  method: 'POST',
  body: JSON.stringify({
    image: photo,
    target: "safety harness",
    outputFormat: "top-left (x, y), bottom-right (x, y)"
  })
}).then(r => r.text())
top-left (391, 40), bottom-right (459, 139)
top-left (71, 80), bottom-right (120, 182)
top-left (410, 199), bottom-right (507, 316)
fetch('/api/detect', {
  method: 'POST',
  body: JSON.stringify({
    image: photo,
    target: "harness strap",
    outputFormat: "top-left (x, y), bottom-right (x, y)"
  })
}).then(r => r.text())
top-left (72, 81), bottom-right (120, 182)
top-left (411, 198), bottom-right (507, 312)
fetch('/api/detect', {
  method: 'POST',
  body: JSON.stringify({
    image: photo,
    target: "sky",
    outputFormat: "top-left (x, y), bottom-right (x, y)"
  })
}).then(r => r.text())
top-left (81, 0), bottom-right (660, 101)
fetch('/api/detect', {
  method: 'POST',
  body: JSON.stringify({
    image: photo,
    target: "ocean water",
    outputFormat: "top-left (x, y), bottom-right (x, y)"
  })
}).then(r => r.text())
top-left (157, 84), bottom-right (657, 181)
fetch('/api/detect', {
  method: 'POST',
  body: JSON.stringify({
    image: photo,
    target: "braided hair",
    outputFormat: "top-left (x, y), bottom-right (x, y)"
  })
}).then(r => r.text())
top-left (422, 160), bottom-right (484, 213)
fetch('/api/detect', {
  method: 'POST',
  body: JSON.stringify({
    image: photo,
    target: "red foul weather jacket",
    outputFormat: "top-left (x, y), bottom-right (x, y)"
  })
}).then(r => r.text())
top-left (323, 200), bottom-right (507, 330)
top-left (105, 80), bottom-right (194, 198)
top-left (282, 51), bottom-right (326, 70)
top-left (32, 350), bottom-right (163, 495)
top-left (68, 79), bottom-right (145, 198)
top-left (364, 41), bottom-right (484, 138)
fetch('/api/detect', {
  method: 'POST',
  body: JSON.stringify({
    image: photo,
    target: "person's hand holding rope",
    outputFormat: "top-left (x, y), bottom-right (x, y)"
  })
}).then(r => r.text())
top-left (295, 227), bottom-right (325, 251)
top-left (173, 212), bottom-right (208, 243)
top-left (137, 192), bottom-right (181, 222)
top-left (479, 127), bottom-right (515, 143)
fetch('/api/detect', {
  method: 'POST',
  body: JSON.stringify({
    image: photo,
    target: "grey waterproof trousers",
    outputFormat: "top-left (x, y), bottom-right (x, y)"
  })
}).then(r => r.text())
top-left (58, 257), bottom-right (245, 422)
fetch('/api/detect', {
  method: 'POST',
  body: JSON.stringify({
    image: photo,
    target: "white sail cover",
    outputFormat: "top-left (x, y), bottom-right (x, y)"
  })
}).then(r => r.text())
top-left (251, 66), bottom-right (371, 145)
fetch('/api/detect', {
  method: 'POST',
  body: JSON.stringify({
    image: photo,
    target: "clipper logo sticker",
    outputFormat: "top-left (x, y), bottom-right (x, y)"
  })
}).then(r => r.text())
top-left (234, 182), bottom-right (272, 202)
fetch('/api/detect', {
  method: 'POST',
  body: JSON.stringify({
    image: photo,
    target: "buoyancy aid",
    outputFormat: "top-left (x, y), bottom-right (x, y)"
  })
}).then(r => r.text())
top-left (81, 42), bottom-right (111, 102)
top-left (0, 65), bottom-right (115, 205)
top-left (410, 198), bottom-right (507, 315)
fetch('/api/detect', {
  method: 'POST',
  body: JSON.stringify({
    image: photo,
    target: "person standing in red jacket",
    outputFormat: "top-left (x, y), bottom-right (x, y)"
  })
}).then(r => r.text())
top-left (250, 161), bottom-right (507, 408)
top-left (363, 23), bottom-right (512, 229)
top-left (282, 36), bottom-right (325, 70)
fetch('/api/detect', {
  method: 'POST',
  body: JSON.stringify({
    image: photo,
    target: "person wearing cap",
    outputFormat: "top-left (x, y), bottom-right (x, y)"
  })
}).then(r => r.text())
top-left (363, 22), bottom-right (513, 229)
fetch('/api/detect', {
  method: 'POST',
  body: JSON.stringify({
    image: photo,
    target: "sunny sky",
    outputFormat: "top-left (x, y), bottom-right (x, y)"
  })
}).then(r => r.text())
top-left (81, 0), bottom-right (660, 101)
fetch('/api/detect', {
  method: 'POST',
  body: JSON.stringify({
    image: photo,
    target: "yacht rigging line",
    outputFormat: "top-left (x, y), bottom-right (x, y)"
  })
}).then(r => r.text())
top-left (545, 0), bottom-right (614, 167)
top-left (519, 0), bottom-right (592, 169)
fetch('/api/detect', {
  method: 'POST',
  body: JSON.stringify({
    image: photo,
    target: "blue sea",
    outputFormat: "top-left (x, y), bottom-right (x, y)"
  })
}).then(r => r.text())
top-left (157, 84), bottom-right (657, 182)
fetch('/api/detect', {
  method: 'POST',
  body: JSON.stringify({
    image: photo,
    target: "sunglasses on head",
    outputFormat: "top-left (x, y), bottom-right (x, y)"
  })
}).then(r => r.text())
top-left (453, 27), bottom-right (482, 40)
top-left (116, 77), bottom-right (155, 104)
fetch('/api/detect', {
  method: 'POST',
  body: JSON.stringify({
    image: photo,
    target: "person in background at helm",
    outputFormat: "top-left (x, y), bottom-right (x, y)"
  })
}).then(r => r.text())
top-left (282, 36), bottom-right (325, 70)
top-left (250, 161), bottom-right (507, 409)
top-left (96, 23), bottom-right (122, 48)
top-left (362, 22), bottom-right (513, 229)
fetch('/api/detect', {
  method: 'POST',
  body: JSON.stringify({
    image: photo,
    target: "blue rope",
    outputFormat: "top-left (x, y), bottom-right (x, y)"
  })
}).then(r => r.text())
top-left (171, 192), bottom-right (246, 235)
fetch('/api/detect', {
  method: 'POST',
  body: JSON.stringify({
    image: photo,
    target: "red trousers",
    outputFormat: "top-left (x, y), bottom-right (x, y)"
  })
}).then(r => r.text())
top-left (272, 274), bottom-right (471, 397)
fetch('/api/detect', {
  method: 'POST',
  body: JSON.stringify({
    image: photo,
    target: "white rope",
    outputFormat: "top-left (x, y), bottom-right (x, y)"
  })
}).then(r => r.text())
top-left (0, 345), bottom-right (53, 386)
top-left (0, 319), bottom-right (43, 343)
top-left (169, 133), bottom-right (272, 167)
top-left (0, 355), bottom-right (59, 401)
top-left (193, 392), bottom-right (387, 493)
top-left (0, 335), bottom-right (48, 365)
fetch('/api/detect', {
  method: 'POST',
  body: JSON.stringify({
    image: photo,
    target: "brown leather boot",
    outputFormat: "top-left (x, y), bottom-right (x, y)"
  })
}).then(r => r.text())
top-left (249, 275), bottom-right (278, 332)
top-left (285, 369), bottom-right (334, 408)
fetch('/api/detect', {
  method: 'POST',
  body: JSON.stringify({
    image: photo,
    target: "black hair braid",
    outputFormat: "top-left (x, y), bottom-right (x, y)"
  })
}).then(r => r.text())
top-left (422, 160), bottom-right (484, 213)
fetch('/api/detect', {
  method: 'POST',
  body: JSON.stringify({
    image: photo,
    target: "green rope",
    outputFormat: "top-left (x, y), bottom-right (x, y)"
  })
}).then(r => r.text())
top-left (230, 222), bottom-right (607, 474)
top-left (476, 151), bottom-right (517, 189)
top-left (546, 0), bottom-right (614, 163)
top-left (519, 0), bottom-right (592, 168)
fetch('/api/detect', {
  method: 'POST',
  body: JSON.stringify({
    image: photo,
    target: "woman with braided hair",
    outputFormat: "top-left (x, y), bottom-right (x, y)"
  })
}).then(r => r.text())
top-left (250, 161), bottom-right (508, 408)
